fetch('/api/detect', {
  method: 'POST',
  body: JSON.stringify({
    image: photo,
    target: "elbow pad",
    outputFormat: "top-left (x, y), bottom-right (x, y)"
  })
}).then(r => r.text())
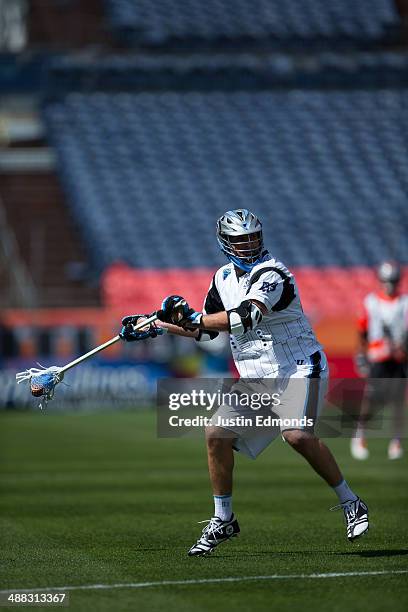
top-left (227, 300), bottom-right (263, 336)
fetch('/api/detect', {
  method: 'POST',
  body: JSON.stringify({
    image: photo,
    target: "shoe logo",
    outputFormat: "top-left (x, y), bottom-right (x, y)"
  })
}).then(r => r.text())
top-left (225, 525), bottom-right (234, 535)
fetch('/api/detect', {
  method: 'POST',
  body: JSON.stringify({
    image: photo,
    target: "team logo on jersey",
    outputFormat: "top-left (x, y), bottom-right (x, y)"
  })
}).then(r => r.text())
top-left (260, 280), bottom-right (278, 293)
top-left (223, 268), bottom-right (232, 280)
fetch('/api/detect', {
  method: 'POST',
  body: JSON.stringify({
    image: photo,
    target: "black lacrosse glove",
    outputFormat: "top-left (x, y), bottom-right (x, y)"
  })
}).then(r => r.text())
top-left (120, 314), bottom-right (164, 342)
top-left (156, 295), bottom-right (202, 328)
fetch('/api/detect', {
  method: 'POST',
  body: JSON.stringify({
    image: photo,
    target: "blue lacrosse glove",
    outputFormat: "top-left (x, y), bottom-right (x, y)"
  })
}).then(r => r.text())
top-left (120, 314), bottom-right (165, 342)
top-left (156, 295), bottom-right (202, 328)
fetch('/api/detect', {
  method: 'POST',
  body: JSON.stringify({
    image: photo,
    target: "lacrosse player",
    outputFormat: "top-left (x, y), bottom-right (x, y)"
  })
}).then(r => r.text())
top-left (121, 209), bottom-right (369, 555)
top-left (352, 261), bottom-right (408, 460)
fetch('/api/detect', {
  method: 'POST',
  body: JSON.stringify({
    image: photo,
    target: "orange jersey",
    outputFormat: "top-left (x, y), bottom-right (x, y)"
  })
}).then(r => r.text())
top-left (358, 292), bottom-right (408, 363)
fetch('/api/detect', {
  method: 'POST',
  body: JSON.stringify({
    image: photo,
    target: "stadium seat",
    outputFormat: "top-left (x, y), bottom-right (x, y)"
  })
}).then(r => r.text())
top-left (101, 264), bottom-right (408, 318)
top-left (103, 0), bottom-right (399, 47)
top-left (44, 89), bottom-right (408, 279)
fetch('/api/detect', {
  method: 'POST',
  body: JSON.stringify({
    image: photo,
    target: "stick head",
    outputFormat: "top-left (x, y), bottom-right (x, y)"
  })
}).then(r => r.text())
top-left (30, 370), bottom-right (60, 398)
top-left (16, 365), bottom-right (64, 408)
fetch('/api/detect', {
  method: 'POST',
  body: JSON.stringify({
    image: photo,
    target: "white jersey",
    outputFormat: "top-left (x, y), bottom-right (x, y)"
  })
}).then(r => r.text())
top-left (203, 253), bottom-right (322, 378)
top-left (360, 292), bottom-right (408, 362)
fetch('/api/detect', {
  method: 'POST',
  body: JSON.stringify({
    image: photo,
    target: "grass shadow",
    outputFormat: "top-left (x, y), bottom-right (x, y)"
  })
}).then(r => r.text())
top-left (211, 549), bottom-right (408, 559)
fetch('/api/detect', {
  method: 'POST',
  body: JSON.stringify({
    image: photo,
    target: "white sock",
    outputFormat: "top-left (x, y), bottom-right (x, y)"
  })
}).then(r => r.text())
top-left (355, 425), bottom-right (366, 440)
top-left (333, 479), bottom-right (358, 504)
top-left (214, 494), bottom-right (232, 521)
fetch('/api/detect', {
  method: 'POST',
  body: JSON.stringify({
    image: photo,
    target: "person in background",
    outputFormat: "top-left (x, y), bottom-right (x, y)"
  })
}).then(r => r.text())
top-left (352, 261), bottom-right (408, 460)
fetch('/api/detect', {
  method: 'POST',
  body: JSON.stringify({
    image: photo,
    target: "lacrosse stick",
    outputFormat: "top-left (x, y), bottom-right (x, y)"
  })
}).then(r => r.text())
top-left (15, 304), bottom-right (179, 409)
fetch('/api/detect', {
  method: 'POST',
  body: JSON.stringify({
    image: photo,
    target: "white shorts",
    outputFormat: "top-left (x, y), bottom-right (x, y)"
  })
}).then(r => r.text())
top-left (212, 351), bottom-right (329, 459)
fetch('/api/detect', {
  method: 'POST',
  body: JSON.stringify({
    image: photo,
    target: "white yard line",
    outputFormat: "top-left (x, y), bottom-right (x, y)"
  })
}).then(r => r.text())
top-left (1, 569), bottom-right (407, 593)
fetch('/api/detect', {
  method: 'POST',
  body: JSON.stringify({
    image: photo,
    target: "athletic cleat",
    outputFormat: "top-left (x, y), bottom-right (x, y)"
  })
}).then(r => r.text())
top-left (331, 497), bottom-right (369, 542)
top-left (388, 439), bottom-right (404, 460)
top-left (188, 514), bottom-right (240, 556)
top-left (350, 437), bottom-right (369, 461)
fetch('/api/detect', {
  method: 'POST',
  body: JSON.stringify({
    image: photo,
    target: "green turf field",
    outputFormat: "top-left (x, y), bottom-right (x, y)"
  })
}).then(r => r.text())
top-left (0, 410), bottom-right (407, 611)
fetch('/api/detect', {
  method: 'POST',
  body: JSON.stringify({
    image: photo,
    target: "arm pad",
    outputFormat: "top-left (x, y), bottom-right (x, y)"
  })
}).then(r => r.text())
top-left (227, 300), bottom-right (263, 336)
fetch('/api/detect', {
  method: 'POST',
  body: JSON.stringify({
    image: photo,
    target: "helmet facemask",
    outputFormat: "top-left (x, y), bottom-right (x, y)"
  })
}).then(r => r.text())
top-left (217, 231), bottom-right (264, 269)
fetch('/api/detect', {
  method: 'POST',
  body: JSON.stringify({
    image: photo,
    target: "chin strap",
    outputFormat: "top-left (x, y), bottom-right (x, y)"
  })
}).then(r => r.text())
top-left (225, 250), bottom-right (268, 273)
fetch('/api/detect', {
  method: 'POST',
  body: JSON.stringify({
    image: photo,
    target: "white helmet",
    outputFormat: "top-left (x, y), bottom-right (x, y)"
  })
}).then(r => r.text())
top-left (377, 261), bottom-right (401, 284)
top-left (216, 209), bottom-right (264, 271)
